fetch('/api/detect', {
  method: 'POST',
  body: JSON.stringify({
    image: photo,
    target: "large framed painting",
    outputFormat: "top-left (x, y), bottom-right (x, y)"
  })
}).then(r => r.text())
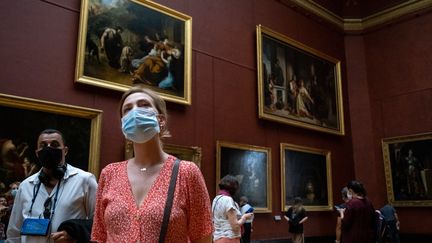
top-left (75, 0), bottom-right (192, 105)
top-left (382, 132), bottom-right (432, 206)
top-left (280, 143), bottom-right (333, 211)
top-left (256, 25), bottom-right (344, 135)
top-left (216, 141), bottom-right (272, 213)
top-left (0, 93), bottom-right (102, 193)
top-left (125, 141), bottom-right (202, 167)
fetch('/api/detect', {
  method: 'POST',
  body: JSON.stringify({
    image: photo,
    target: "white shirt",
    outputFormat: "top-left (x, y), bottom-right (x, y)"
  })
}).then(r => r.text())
top-left (240, 203), bottom-right (254, 223)
top-left (6, 164), bottom-right (97, 243)
top-left (212, 195), bottom-right (241, 240)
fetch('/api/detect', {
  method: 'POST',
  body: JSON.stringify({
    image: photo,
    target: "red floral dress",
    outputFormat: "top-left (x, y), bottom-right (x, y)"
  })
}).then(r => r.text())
top-left (91, 156), bottom-right (213, 243)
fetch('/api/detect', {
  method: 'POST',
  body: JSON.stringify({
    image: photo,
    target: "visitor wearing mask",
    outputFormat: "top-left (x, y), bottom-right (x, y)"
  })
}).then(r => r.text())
top-left (91, 85), bottom-right (213, 243)
top-left (9, 185), bottom-right (18, 199)
top-left (6, 129), bottom-right (98, 243)
top-left (7, 182), bottom-right (20, 205)
top-left (339, 180), bottom-right (375, 243)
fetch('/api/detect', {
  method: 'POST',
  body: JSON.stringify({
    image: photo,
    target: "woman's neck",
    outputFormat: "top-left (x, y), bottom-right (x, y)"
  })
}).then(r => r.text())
top-left (132, 138), bottom-right (168, 167)
top-left (219, 189), bottom-right (231, 197)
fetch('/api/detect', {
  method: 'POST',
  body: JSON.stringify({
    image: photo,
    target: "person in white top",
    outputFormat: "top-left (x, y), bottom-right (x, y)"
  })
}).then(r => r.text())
top-left (6, 129), bottom-right (97, 243)
top-left (212, 175), bottom-right (253, 243)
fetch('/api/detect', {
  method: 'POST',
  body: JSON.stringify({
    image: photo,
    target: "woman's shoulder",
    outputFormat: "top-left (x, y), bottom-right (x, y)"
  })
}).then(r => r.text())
top-left (101, 161), bottom-right (127, 175)
top-left (176, 159), bottom-right (201, 176)
top-left (177, 159), bottom-right (198, 168)
top-left (218, 195), bottom-right (235, 204)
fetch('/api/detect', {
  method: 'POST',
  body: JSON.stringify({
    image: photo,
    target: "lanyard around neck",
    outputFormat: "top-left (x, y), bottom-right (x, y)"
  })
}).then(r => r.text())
top-left (28, 180), bottom-right (62, 218)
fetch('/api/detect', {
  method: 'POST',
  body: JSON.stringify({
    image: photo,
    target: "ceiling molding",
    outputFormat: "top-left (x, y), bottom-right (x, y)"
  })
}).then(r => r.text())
top-left (287, 0), bottom-right (345, 29)
top-left (287, 0), bottom-right (432, 33)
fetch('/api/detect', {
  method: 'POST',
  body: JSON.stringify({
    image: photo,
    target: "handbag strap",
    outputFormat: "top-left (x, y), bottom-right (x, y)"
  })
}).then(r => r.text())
top-left (159, 158), bottom-right (180, 243)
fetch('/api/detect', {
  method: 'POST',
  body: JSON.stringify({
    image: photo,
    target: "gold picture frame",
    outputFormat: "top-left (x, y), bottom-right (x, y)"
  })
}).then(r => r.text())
top-left (75, 0), bottom-right (192, 105)
top-left (125, 141), bottom-right (202, 167)
top-left (280, 143), bottom-right (333, 211)
top-left (257, 25), bottom-right (344, 135)
top-left (216, 141), bottom-right (272, 213)
top-left (0, 93), bottom-right (102, 181)
top-left (382, 132), bottom-right (432, 206)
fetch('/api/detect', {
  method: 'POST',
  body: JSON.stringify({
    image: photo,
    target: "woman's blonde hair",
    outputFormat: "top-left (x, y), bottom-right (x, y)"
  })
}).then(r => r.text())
top-left (119, 85), bottom-right (171, 138)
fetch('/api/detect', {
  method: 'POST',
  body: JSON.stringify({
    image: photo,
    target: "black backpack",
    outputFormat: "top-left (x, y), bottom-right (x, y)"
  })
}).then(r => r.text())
top-left (375, 210), bottom-right (390, 243)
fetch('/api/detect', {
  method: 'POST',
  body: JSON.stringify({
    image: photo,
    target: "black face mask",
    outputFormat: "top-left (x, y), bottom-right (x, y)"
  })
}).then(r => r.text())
top-left (37, 147), bottom-right (63, 169)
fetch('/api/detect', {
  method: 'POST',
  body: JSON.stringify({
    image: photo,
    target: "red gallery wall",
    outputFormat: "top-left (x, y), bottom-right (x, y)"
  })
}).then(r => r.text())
top-left (1, 0), bottom-right (363, 240)
top-left (346, 12), bottom-right (432, 235)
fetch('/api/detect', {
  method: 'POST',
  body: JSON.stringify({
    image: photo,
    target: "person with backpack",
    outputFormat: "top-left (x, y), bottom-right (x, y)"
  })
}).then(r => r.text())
top-left (380, 204), bottom-right (400, 243)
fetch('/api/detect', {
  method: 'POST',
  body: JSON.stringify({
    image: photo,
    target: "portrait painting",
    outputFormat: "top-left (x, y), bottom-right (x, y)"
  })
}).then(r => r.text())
top-left (76, 0), bottom-right (192, 105)
top-left (256, 25), bottom-right (344, 135)
top-left (382, 132), bottom-right (432, 206)
top-left (280, 143), bottom-right (333, 211)
top-left (0, 93), bottom-right (102, 196)
top-left (125, 141), bottom-right (202, 167)
top-left (216, 141), bottom-right (272, 213)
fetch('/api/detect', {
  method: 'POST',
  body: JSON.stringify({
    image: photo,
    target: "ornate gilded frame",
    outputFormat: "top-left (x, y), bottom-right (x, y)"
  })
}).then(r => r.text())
top-left (257, 25), bottom-right (344, 135)
top-left (280, 143), bottom-right (333, 211)
top-left (0, 93), bottom-right (102, 177)
top-left (75, 0), bottom-right (192, 105)
top-left (216, 141), bottom-right (272, 213)
top-left (382, 132), bottom-right (432, 206)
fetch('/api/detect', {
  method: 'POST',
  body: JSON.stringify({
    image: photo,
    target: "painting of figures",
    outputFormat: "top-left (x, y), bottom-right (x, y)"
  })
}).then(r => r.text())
top-left (76, 0), bottom-right (192, 104)
top-left (257, 25), bottom-right (344, 135)
top-left (382, 133), bottom-right (432, 206)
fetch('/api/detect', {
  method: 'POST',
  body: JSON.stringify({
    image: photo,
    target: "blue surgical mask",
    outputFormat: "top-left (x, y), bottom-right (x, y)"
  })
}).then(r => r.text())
top-left (121, 107), bottom-right (160, 143)
top-left (11, 188), bottom-right (18, 198)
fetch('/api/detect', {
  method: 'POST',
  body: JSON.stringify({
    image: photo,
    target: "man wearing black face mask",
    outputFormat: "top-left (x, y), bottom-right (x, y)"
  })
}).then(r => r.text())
top-left (6, 129), bottom-right (98, 243)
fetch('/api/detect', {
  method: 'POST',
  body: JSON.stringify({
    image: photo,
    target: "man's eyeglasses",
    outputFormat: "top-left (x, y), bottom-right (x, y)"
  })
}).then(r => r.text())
top-left (43, 197), bottom-right (52, 219)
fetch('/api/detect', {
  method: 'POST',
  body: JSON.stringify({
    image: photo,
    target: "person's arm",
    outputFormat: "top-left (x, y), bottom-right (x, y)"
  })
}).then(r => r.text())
top-left (100, 29), bottom-right (109, 50)
top-left (85, 174), bottom-right (98, 219)
top-left (335, 216), bottom-right (342, 243)
top-left (90, 169), bottom-right (108, 243)
top-left (299, 216), bottom-right (308, 224)
top-left (284, 210), bottom-right (292, 222)
top-left (51, 231), bottom-right (74, 243)
top-left (184, 162), bottom-right (213, 243)
top-left (341, 207), bottom-right (354, 231)
top-left (54, 219), bottom-right (94, 243)
top-left (160, 51), bottom-right (169, 64)
top-left (227, 208), bottom-right (253, 233)
top-left (297, 209), bottom-right (308, 224)
top-left (6, 187), bottom-right (24, 243)
top-left (394, 211), bottom-right (400, 230)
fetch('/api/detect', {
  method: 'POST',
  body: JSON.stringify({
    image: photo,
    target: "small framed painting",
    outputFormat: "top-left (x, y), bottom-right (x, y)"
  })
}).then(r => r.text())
top-left (280, 143), bottom-right (333, 211)
top-left (216, 141), bottom-right (272, 213)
